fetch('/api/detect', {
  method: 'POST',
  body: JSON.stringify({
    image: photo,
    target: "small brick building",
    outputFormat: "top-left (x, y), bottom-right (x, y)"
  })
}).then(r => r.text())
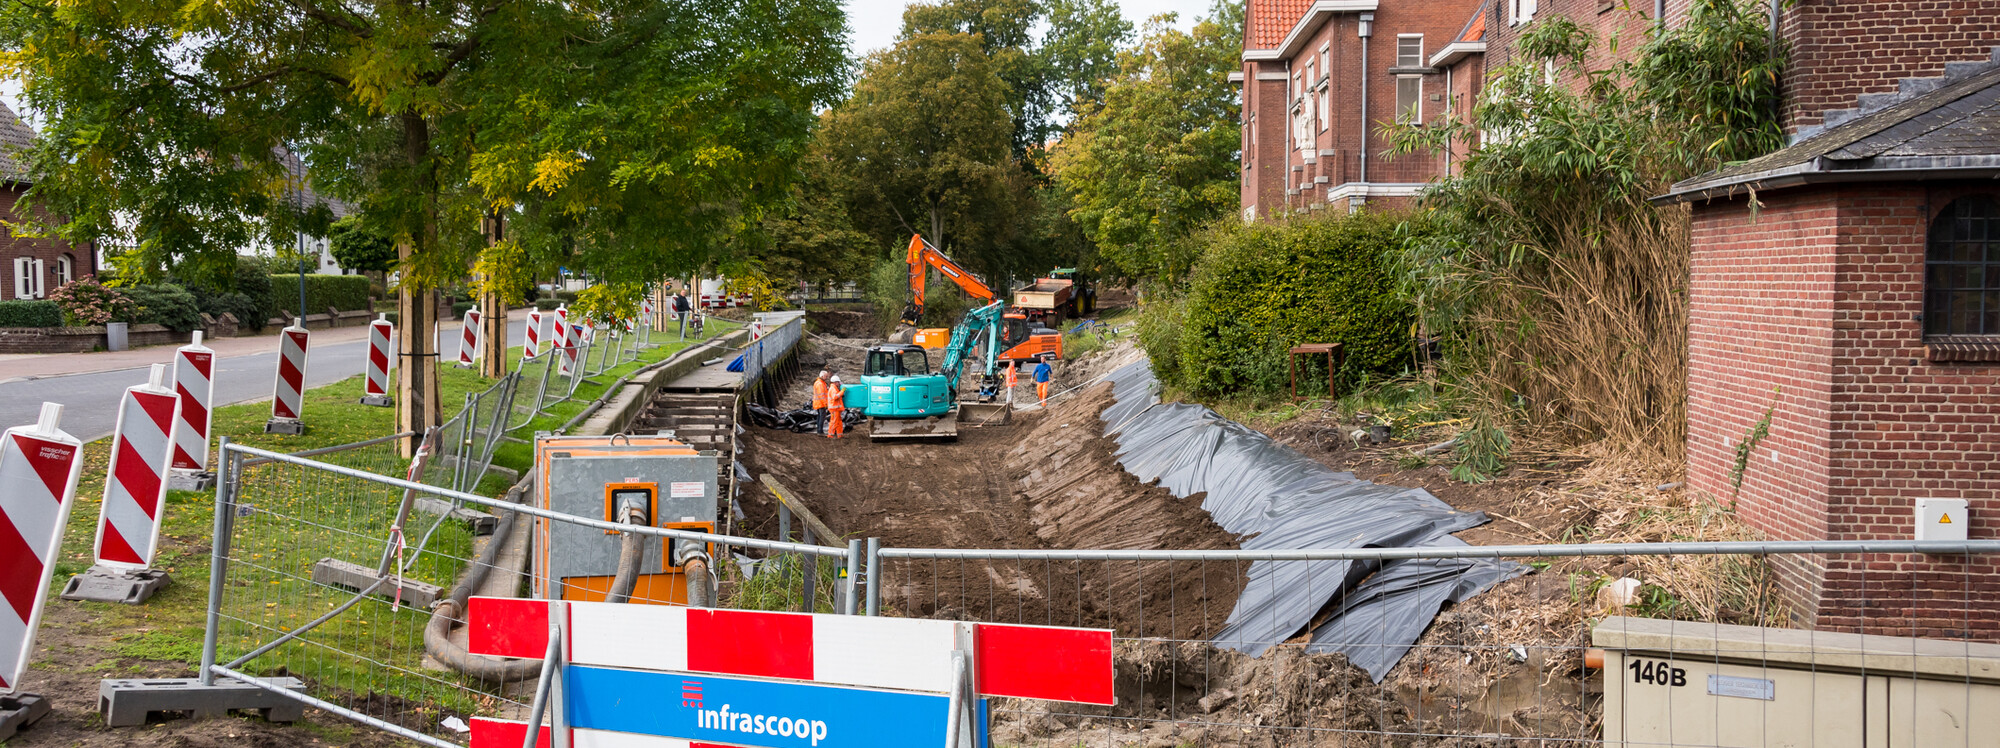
top-left (1664, 60), bottom-right (2000, 638)
top-left (0, 102), bottom-right (88, 302)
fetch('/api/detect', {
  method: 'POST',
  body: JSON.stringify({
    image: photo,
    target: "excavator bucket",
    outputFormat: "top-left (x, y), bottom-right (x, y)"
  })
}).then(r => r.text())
top-left (868, 412), bottom-right (959, 441)
top-left (955, 400), bottom-right (1010, 427)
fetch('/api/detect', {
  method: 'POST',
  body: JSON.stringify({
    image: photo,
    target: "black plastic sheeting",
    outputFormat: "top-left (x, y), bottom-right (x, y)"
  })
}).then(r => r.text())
top-left (745, 404), bottom-right (865, 433)
top-left (1098, 360), bottom-right (1528, 681)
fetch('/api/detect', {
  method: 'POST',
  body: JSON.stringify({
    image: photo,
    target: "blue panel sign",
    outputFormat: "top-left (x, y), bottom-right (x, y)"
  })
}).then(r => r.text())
top-left (566, 665), bottom-right (966, 748)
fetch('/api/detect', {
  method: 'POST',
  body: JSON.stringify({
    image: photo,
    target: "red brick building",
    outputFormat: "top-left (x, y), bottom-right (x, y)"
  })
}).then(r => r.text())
top-left (1237, 0), bottom-right (1485, 216)
top-left (1663, 60), bottom-right (2000, 637)
top-left (0, 102), bottom-right (88, 303)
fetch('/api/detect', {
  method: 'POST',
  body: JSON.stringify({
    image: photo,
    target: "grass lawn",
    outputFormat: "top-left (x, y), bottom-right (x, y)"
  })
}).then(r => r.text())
top-left (31, 317), bottom-right (745, 729)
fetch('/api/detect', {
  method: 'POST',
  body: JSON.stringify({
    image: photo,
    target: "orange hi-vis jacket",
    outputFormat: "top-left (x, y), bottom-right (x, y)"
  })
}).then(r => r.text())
top-left (827, 382), bottom-right (845, 410)
top-left (812, 378), bottom-right (829, 409)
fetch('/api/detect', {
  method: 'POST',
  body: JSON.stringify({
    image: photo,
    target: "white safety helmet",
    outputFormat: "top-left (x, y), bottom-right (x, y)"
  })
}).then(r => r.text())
top-left (830, 375), bottom-right (841, 383)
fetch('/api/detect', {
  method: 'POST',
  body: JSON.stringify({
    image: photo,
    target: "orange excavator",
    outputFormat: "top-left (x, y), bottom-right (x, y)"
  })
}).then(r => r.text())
top-left (892, 234), bottom-right (1063, 364)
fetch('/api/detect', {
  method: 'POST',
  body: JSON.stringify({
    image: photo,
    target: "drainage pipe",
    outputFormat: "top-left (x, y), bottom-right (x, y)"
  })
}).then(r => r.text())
top-left (423, 477), bottom-right (543, 683)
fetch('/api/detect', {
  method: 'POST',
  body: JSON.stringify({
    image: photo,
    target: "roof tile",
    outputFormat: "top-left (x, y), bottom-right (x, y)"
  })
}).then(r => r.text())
top-left (1248, 0), bottom-right (1312, 50)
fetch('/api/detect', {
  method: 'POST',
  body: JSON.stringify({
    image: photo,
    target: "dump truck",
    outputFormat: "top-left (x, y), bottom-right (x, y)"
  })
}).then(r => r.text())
top-left (1013, 268), bottom-right (1093, 323)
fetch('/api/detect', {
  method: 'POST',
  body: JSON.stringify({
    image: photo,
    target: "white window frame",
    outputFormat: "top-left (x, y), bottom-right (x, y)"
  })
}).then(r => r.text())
top-left (1396, 75), bottom-right (1423, 124)
top-left (1397, 34), bottom-right (1425, 68)
top-left (55, 254), bottom-right (72, 286)
top-left (13, 257), bottom-right (44, 299)
top-left (1511, 0), bottom-right (1538, 25)
top-left (1319, 88), bottom-right (1331, 132)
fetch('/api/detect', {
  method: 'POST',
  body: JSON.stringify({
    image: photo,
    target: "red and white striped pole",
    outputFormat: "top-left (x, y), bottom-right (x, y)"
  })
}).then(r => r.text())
top-left (523, 308), bottom-right (546, 361)
top-left (0, 403), bottom-right (84, 715)
top-left (167, 332), bottom-right (215, 491)
top-left (458, 308), bottom-right (482, 367)
top-left (362, 313), bottom-right (394, 407)
top-left (553, 305), bottom-right (574, 376)
top-left (265, 318), bottom-right (308, 435)
top-left (752, 319), bottom-right (765, 341)
top-left (64, 364), bottom-right (179, 604)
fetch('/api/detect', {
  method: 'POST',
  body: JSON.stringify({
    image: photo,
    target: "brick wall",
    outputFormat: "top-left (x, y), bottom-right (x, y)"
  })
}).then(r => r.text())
top-left (0, 185), bottom-right (86, 300)
top-left (1689, 182), bottom-right (2000, 637)
top-left (1780, 0), bottom-right (2000, 134)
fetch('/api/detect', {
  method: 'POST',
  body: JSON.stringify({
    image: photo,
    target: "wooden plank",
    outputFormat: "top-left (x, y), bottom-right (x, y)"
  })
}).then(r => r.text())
top-left (758, 474), bottom-right (842, 547)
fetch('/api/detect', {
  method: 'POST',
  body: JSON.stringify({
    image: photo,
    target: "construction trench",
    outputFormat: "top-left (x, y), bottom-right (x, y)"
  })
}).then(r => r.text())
top-left (608, 308), bottom-right (1578, 746)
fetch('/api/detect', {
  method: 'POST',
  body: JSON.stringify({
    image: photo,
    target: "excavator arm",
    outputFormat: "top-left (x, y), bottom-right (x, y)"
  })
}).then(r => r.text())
top-left (900, 234), bottom-right (997, 326)
top-left (937, 301), bottom-right (1007, 390)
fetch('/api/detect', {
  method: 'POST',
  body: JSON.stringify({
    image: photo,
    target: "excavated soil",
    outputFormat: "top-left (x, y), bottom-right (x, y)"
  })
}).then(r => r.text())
top-left (804, 308), bottom-right (887, 339)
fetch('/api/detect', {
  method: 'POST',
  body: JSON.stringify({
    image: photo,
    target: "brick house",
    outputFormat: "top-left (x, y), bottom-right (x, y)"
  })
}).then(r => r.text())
top-left (1661, 58), bottom-right (2000, 637)
top-left (1237, 0), bottom-right (1485, 217)
top-left (0, 102), bottom-right (89, 302)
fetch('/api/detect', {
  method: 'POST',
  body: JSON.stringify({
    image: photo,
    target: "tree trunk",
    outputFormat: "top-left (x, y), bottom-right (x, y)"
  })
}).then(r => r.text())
top-left (395, 111), bottom-right (443, 457)
top-left (929, 207), bottom-right (944, 251)
top-left (479, 212), bottom-right (508, 379)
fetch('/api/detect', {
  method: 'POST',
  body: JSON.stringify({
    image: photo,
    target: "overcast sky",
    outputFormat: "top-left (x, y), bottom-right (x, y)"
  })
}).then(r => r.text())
top-left (3, 0), bottom-right (1217, 129)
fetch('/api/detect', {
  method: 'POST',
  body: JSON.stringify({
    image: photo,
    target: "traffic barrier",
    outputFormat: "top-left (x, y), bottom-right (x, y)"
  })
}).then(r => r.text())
top-left (265, 318), bottom-right (308, 435)
top-left (167, 332), bottom-right (217, 491)
top-left (362, 314), bottom-right (394, 408)
top-left (458, 308), bottom-right (482, 367)
top-left (523, 309), bottom-right (546, 361)
top-left (0, 402), bottom-right (84, 740)
top-left (65, 364), bottom-right (179, 604)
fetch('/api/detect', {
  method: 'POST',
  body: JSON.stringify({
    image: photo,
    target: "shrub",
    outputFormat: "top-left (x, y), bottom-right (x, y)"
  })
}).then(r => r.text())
top-left (451, 301), bottom-right (476, 319)
top-left (46, 276), bottom-right (136, 326)
top-left (1134, 293), bottom-right (1185, 384)
top-left (123, 284), bottom-right (204, 332)
top-left (534, 298), bottom-right (564, 310)
top-left (0, 299), bottom-right (64, 328)
top-left (262, 273), bottom-right (373, 320)
top-left (200, 292), bottom-right (263, 328)
top-left (173, 255), bottom-right (274, 331)
top-left (1165, 211), bottom-right (1415, 398)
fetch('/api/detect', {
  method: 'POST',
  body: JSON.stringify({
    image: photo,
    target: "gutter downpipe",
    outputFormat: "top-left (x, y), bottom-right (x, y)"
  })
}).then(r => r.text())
top-left (1358, 13), bottom-right (1373, 189)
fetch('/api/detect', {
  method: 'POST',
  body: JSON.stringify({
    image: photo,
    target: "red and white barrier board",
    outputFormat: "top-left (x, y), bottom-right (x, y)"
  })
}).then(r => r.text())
top-left (554, 306), bottom-right (573, 376)
top-left (93, 364), bottom-right (181, 570)
top-left (270, 319), bottom-right (309, 422)
top-left (467, 598), bottom-right (1114, 705)
top-left (0, 404), bottom-right (85, 693)
top-left (459, 308), bottom-right (482, 367)
top-left (168, 332), bottom-right (214, 473)
top-left (524, 309), bottom-right (546, 360)
top-left (364, 314), bottom-right (394, 404)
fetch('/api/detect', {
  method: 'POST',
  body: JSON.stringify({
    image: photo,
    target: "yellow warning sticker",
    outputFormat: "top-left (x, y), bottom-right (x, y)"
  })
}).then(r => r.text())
top-left (1940, 513), bottom-right (1954, 524)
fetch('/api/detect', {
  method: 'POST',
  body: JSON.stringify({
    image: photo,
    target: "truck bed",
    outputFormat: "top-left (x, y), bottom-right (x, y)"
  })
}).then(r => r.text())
top-left (1013, 279), bottom-right (1073, 309)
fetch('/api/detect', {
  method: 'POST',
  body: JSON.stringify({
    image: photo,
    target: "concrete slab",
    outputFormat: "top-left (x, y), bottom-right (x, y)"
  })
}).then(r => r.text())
top-left (61, 566), bottom-right (171, 604)
top-left (99, 676), bottom-right (306, 727)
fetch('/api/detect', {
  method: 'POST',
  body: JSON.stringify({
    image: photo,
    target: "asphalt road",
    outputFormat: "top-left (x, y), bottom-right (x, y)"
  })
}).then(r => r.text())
top-left (2, 319), bottom-right (526, 442)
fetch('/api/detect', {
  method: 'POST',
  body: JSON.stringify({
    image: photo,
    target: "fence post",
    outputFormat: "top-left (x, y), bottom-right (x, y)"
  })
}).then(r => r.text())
top-left (801, 526), bottom-right (816, 613)
top-left (865, 537), bottom-right (881, 616)
top-left (199, 438), bottom-right (234, 687)
top-left (842, 539), bottom-right (862, 615)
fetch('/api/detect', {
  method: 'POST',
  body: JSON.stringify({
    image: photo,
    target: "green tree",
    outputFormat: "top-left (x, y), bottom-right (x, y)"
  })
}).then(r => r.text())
top-left (1048, 1), bottom-right (1243, 285)
top-left (2, 0), bottom-right (846, 442)
top-left (327, 217), bottom-right (397, 273)
top-left (1040, 0), bottom-right (1134, 117)
top-left (818, 31), bottom-right (1022, 275)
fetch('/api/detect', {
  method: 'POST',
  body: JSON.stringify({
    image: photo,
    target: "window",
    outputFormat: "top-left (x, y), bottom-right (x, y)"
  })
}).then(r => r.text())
top-left (1925, 196), bottom-right (2000, 337)
top-left (1511, 0), bottom-right (1539, 25)
top-left (1319, 44), bottom-right (1330, 83)
top-left (12, 257), bottom-right (42, 299)
top-left (900, 349), bottom-right (930, 376)
top-left (1319, 88), bottom-right (1330, 132)
top-left (1397, 76), bottom-right (1423, 123)
top-left (55, 254), bottom-right (73, 286)
top-left (1397, 35), bottom-right (1424, 68)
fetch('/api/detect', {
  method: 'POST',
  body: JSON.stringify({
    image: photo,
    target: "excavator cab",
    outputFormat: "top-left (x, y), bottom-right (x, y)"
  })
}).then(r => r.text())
top-left (859, 344), bottom-right (950, 416)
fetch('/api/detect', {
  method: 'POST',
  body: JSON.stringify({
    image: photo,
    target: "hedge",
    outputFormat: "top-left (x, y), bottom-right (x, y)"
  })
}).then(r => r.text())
top-left (123, 284), bottom-right (204, 332)
top-left (0, 300), bottom-right (63, 328)
top-left (263, 274), bottom-right (373, 321)
top-left (1158, 211), bottom-right (1415, 398)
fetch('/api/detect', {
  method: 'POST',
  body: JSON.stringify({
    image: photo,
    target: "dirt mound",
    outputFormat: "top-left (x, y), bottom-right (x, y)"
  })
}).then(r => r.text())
top-left (993, 640), bottom-right (1414, 747)
top-left (805, 309), bottom-right (885, 339)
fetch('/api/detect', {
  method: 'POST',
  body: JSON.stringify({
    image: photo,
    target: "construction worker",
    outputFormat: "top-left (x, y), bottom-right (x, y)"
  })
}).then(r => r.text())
top-left (1004, 362), bottom-right (1018, 404)
top-left (826, 375), bottom-right (847, 439)
top-left (1033, 359), bottom-right (1053, 404)
top-left (811, 370), bottom-right (831, 435)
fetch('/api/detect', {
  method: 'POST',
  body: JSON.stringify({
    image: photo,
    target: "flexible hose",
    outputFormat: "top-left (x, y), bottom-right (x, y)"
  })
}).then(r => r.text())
top-left (423, 478), bottom-right (545, 683)
top-left (604, 510), bottom-right (649, 604)
top-left (684, 556), bottom-right (713, 608)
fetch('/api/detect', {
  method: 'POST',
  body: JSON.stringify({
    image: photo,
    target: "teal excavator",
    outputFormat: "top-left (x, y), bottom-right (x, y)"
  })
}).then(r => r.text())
top-left (846, 301), bottom-right (1013, 441)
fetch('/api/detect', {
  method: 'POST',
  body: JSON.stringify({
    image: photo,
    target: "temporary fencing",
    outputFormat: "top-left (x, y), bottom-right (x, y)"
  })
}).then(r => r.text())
top-left (200, 441), bottom-right (846, 747)
top-left (191, 436), bottom-right (2000, 748)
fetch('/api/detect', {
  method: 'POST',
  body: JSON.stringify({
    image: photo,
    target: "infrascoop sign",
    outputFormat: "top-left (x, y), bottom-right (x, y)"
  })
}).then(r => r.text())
top-left (467, 598), bottom-right (1110, 748)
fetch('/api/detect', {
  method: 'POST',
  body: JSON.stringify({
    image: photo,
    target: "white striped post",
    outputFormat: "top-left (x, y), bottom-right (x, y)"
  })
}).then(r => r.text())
top-left (93, 364), bottom-right (181, 571)
top-left (524, 308), bottom-right (546, 361)
top-left (553, 305), bottom-right (574, 377)
top-left (265, 318), bottom-right (308, 435)
top-left (458, 308), bottom-right (482, 367)
top-left (0, 403), bottom-right (85, 700)
top-left (362, 313), bottom-right (394, 407)
top-left (168, 332), bottom-right (214, 478)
